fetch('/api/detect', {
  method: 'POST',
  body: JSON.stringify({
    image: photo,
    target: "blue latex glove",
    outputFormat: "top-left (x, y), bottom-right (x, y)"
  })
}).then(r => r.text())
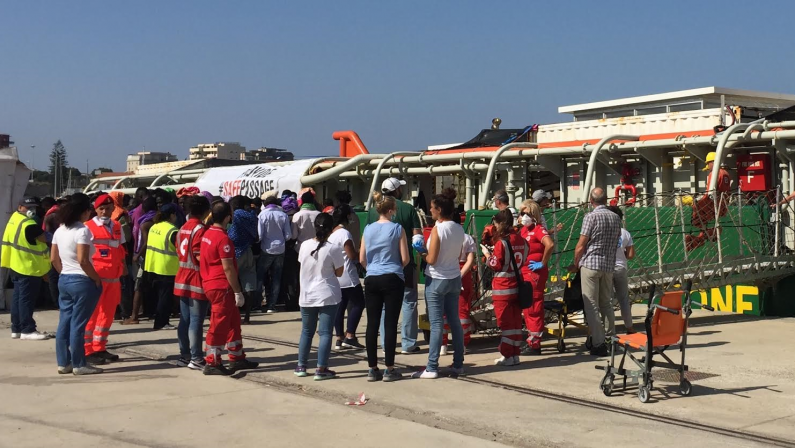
top-left (411, 235), bottom-right (428, 253)
top-left (528, 261), bottom-right (544, 271)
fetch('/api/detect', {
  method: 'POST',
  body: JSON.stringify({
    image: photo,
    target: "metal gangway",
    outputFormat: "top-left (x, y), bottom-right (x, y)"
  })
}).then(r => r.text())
top-left (463, 187), bottom-right (795, 335)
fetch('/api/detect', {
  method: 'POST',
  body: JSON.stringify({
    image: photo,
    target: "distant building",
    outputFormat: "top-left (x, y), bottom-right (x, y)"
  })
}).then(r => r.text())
top-left (0, 134), bottom-right (12, 149)
top-left (92, 168), bottom-right (113, 177)
top-left (126, 151), bottom-right (178, 172)
top-left (242, 147), bottom-right (294, 162)
top-left (189, 142), bottom-right (246, 161)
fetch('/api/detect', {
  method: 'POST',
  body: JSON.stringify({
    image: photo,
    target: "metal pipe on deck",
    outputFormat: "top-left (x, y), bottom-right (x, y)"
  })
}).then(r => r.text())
top-left (652, 198), bottom-right (664, 273)
top-left (764, 120), bottom-right (795, 130)
top-left (775, 187), bottom-right (781, 257)
top-left (364, 152), bottom-right (422, 210)
top-left (581, 135), bottom-right (639, 203)
top-left (737, 185), bottom-right (744, 256)
top-left (300, 154), bottom-right (381, 186)
top-left (340, 163), bottom-right (491, 179)
top-left (480, 142), bottom-right (538, 207)
top-left (709, 124), bottom-right (749, 192)
top-left (677, 194), bottom-right (689, 263)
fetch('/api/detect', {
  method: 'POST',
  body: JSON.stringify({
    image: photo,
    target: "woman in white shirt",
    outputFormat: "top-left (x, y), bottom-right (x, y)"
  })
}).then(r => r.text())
top-left (295, 213), bottom-right (344, 381)
top-left (441, 212), bottom-right (476, 355)
top-left (329, 205), bottom-right (365, 351)
top-left (51, 193), bottom-right (104, 375)
top-left (414, 189), bottom-right (465, 379)
top-left (608, 206), bottom-right (636, 334)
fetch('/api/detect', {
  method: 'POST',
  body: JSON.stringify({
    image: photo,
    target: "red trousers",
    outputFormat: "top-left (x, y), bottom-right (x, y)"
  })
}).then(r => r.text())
top-left (493, 298), bottom-right (523, 357)
top-left (444, 269), bottom-right (474, 346)
top-left (84, 278), bottom-right (121, 355)
top-left (205, 288), bottom-right (245, 365)
top-left (522, 271), bottom-right (547, 349)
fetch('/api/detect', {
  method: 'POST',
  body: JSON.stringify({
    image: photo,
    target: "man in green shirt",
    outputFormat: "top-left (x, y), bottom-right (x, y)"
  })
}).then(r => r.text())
top-left (367, 178), bottom-right (423, 353)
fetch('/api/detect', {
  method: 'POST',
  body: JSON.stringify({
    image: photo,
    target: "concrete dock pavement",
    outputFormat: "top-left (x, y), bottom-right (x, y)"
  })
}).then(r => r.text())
top-left (1, 305), bottom-right (794, 447)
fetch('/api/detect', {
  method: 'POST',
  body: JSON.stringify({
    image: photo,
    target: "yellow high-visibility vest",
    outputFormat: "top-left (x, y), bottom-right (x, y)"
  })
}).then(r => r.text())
top-left (144, 221), bottom-right (178, 276)
top-left (1, 212), bottom-right (50, 277)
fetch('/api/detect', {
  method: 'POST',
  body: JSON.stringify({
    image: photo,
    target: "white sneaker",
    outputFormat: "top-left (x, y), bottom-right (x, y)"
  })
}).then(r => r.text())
top-left (440, 345), bottom-right (448, 356)
top-left (73, 365), bottom-right (103, 375)
top-left (494, 356), bottom-right (519, 366)
top-left (11, 332), bottom-right (20, 339)
top-left (21, 331), bottom-right (49, 341)
top-left (187, 360), bottom-right (206, 371)
top-left (513, 356), bottom-right (521, 365)
top-left (57, 365), bottom-right (73, 374)
top-left (411, 369), bottom-right (439, 379)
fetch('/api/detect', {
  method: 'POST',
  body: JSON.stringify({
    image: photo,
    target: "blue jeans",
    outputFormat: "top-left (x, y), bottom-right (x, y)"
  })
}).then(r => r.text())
top-left (56, 275), bottom-right (102, 368)
top-left (259, 253), bottom-right (284, 310)
top-left (177, 297), bottom-right (210, 362)
top-left (424, 276), bottom-right (464, 372)
top-left (381, 264), bottom-right (418, 350)
top-left (298, 304), bottom-right (339, 368)
top-left (10, 271), bottom-right (41, 334)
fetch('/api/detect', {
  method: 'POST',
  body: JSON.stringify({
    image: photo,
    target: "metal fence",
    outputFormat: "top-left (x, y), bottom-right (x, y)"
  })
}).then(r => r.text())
top-left (459, 187), bottom-right (795, 334)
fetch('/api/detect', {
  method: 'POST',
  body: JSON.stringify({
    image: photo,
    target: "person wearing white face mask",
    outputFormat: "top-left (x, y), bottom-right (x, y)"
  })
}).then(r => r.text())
top-left (83, 194), bottom-right (128, 363)
top-left (518, 200), bottom-right (554, 356)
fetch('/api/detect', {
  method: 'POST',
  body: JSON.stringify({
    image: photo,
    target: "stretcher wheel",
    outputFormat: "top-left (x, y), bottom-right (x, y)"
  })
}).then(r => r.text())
top-left (638, 385), bottom-right (651, 403)
top-left (585, 337), bottom-right (593, 351)
top-left (422, 330), bottom-right (430, 342)
top-left (557, 339), bottom-right (566, 353)
top-left (600, 373), bottom-right (614, 396)
top-left (679, 379), bottom-right (692, 396)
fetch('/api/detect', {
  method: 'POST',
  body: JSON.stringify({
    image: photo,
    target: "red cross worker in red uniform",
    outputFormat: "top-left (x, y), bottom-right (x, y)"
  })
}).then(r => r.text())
top-left (486, 209), bottom-right (528, 367)
top-left (687, 151), bottom-right (733, 251)
top-left (200, 201), bottom-right (258, 375)
top-left (174, 195), bottom-right (211, 370)
top-left (518, 200), bottom-right (554, 355)
top-left (84, 194), bottom-right (127, 363)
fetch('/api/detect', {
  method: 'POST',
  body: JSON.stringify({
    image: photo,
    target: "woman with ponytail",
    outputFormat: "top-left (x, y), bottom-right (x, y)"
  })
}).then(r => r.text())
top-left (295, 213), bottom-right (344, 380)
top-left (328, 205), bottom-right (366, 351)
top-left (486, 209), bottom-right (529, 366)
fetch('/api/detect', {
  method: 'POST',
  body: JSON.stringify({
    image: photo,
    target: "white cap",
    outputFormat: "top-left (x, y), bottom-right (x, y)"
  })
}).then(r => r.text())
top-left (381, 177), bottom-right (406, 193)
top-left (532, 189), bottom-right (552, 202)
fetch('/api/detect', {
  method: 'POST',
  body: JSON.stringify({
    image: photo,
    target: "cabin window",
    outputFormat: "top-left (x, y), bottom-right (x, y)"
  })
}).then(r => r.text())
top-left (668, 102), bottom-right (702, 112)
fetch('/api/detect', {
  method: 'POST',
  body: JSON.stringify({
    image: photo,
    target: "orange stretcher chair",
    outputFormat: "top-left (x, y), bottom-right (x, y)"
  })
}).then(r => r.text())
top-left (596, 281), bottom-right (714, 403)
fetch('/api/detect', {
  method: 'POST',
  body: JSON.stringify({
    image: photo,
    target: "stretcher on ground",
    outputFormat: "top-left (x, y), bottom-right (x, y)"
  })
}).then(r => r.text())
top-left (543, 273), bottom-right (590, 353)
top-left (596, 280), bottom-right (714, 403)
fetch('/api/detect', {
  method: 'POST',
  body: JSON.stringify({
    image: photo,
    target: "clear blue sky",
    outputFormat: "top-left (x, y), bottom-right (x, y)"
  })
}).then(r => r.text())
top-left (2, 1), bottom-right (794, 172)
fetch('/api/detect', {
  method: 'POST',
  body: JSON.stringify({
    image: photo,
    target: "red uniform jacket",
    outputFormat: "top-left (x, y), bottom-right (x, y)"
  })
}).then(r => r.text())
top-left (85, 218), bottom-right (125, 280)
top-left (174, 218), bottom-right (207, 300)
top-left (487, 231), bottom-right (528, 301)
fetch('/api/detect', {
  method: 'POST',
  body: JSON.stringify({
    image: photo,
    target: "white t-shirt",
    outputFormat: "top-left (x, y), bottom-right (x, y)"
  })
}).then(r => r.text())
top-left (298, 239), bottom-right (345, 307)
top-left (327, 227), bottom-right (360, 289)
top-left (52, 223), bottom-right (95, 276)
top-left (615, 228), bottom-right (633, 271)
top-left (459, 234), bottom-right (476, 263)
top-left (425, 220), bottom-right (465, 280)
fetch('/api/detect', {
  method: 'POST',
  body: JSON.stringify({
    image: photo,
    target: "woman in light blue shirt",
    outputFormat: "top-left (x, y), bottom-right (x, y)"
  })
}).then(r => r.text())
top-left (359, 193), bottom-right (409, 382)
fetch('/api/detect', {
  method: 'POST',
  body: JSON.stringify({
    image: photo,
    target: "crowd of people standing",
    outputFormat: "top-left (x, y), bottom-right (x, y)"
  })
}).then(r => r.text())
top-left (2, 177), bottom-right (636, 380)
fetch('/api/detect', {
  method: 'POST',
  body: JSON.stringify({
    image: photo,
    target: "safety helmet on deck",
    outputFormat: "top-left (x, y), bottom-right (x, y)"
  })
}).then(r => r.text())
top-left (703, 152), bottom-right (716, 171)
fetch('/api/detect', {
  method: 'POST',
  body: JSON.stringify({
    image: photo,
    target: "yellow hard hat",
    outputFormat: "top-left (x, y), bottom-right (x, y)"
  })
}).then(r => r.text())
top-left (681, 195), bottom-right (694, 206)
top-left (703, 152), bottom-right (716, 171)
